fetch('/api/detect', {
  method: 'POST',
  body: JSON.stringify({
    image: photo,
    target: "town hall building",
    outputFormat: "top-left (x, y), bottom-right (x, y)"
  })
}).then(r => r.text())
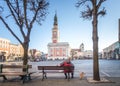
top-left (47, 13), bottom-right (70, 60)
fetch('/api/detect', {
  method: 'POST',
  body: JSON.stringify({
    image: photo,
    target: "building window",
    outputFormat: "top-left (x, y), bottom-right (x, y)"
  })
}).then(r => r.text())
top-left (53, 31), bottom-right (56, 35)
top-left (56, 51), bottom-right (59, 56)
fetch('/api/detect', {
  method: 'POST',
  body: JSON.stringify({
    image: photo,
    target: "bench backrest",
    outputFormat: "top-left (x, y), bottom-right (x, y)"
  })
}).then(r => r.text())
top-left (38, 66), bottom-right (64, 70)
top-left (38, 66), bottom-right (74, 70)
top-left (0, 64), bottom-right (32, 73)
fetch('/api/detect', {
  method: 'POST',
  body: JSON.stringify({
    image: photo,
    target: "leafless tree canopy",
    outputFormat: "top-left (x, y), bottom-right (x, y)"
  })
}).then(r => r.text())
top-left (0, 6), bottom-right (3, 13)
top-left (0, 0), bottom-right (49, 45)
top-left (75, 0), bottom-right (107, 81)
top-left (76, 0), bottom-right (106, 20)
top-left (0, 0), bottom-right (49, 66)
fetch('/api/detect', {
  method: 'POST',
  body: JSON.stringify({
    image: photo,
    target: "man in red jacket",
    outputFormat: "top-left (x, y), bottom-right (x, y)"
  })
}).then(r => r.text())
top-left (60, 58), bottom-right (74, 79)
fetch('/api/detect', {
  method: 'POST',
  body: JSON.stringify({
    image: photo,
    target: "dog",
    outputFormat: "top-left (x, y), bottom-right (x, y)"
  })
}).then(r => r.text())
top-left (79, 72), bottom-right (85, 80)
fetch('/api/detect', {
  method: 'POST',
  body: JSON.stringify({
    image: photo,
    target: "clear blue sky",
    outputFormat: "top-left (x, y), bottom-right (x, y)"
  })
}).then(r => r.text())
top-left (0, 0), bottom-right (120, 53)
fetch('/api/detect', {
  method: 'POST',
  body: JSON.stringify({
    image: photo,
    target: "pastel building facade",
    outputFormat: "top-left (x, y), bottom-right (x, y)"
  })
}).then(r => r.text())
top-left (0, 38), bottom-right (10, 60)
top-left (47, 13), bottom-right (70, 60)
top-left (9, 44), bottom-right (24, 58)
top-left (71, 43), bottom-right (85, 59)
top-left (0, 37), bottom-right (24, 61)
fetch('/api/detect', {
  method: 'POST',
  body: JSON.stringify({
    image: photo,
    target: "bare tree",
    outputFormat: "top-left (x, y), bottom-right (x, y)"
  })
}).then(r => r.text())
top-left (76, 0), bottom-right (106, 81)
top-left (0, 0), bottom-right (49, 71)
top-left (29, 49), bottom-right (37, 61)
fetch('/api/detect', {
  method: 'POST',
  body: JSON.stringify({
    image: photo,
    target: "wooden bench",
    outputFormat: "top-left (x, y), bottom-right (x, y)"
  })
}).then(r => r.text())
top-left (0, 64), bottom-right (34, 83)
top-left (38, 66), bottom-right (74, 81)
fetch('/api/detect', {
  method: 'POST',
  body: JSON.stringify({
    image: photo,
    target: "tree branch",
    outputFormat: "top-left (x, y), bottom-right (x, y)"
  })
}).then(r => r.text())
top-left (0, 6), bottom-right (3, 14)
top-left (6, 0), bottom-right (26, 40)
top-left (23, 0), bottom-right (29, 29)
top-left (6, 0), bottom-right (19, 27)
top-left (0, 16), bottom-right (22, 44)
top-left (97, 7), bottom-right (106, 16)
top-left (76, 0), bottom-right (91, 7)
top-left (81, 5), bottom-right (93, 20)
top-left (97, 0), bottom-right (106, 9)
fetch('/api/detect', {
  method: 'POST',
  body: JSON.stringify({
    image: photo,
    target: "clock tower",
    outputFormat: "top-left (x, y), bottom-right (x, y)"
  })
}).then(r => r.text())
top-left (48, 13), bottom-right (70, 60)
top-left (52, 13), bottom-right (59, 43)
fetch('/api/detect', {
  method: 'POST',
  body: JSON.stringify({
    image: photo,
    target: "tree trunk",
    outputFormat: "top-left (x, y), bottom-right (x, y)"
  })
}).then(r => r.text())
top-left (22, 42), bottom-right (29, 72)
top-left (118, 41), bottom-right (120, 59)
top-left (92, 2), bottom-right (100, 80)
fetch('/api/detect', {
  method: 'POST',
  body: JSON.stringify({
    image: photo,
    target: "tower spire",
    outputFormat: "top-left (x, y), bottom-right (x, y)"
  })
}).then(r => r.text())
top-left (54, 11), bottom-right (58, 25)
top-left (52, 11), bottom-right (59, 43)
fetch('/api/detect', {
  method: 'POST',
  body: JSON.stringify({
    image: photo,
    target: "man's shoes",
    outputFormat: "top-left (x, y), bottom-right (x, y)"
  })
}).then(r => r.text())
top-left (65, 77), bottom-right (67, 79)
top-left (71, 76), bottom-right (74, 78)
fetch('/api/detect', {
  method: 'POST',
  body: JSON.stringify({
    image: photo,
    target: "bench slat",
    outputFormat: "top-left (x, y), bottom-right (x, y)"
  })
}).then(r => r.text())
top-left (38, 66), bottom-right (74, 81)
top-left (0, 64), bottom-right (34, 83)
top-left (38, 66), bottom-right (64, 70)
top-left (2, 65), bottom-right (32, 68)
top-left (38, 66), bottom-right (74, 70)
top-left (0, 72), bottom-right (27, 76)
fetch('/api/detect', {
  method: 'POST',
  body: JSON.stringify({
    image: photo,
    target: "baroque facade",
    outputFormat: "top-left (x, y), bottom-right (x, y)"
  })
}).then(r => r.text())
top-left (0, 37), bottom-right (24, 61)
top-left (47, 13), bottom-right (70, 60)
top-left (71, 43), bottom-right (84, 59)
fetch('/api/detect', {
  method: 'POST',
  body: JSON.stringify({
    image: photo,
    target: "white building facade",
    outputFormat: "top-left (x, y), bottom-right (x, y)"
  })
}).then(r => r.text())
top-left (103, 41), bottom-right (119, 59)
top-left (48, 42), bottom-right (70, 60)
top-left (47, 13), bottom-right (70, 60)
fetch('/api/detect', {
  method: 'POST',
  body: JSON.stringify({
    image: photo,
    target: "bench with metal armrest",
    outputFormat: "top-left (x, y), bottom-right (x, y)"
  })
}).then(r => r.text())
top-left (0, 64), bottom-right (35, 83)
top-left (38, 66), bottom-right (74, 81)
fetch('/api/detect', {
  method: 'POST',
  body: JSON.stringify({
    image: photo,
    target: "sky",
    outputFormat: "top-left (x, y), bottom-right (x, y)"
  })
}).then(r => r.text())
top-left (0, 0), bottom-right (120, 53)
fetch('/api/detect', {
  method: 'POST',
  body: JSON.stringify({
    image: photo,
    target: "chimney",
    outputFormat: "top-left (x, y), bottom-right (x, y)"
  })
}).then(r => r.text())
top-left (118, 19), bottom-right (120, 42)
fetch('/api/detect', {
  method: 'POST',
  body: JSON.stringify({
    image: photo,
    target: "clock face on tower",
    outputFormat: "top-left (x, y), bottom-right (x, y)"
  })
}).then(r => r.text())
top-left (53, 31), bottom-right (57, 37)
top-left (53, 40), bottom-right (57, 43)
top-left (54, 31), bottom-right (56, 35)
top-left (53, 31), bottom-right (57, 43)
